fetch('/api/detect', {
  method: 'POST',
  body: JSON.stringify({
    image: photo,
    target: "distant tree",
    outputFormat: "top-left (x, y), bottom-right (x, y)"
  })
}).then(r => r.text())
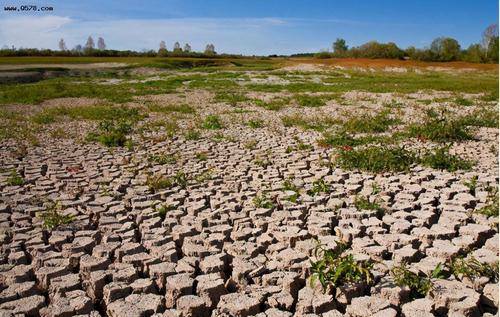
top-left (482, 24), bottom-right (498, 49)
top-left (84, 36), bottom-right (95, 51)
top-left (430, 37), bottom-right (460, 61)
top-left (58, 38), bottom-right (67, 51)
top-left (158, 41), bottom-right (168, 56)
top-left (73, 44), bottom-right (83, 52)
top-left (204, 44), bottom-right (215, 55)
top-left (487, 36), bottom-right (499, 62)
top-left (97, 37), bottom-right (106, 50)
top-left (173, 41), bottom-right (182, 52)
top-left (463, 44), bottom-right (485, 63)
top-left (333, 38), bottom-right (348, 56)
top-left (159, 41), bottom-right (166, 50)
top-left (183, 43), bottom-right (191, 53)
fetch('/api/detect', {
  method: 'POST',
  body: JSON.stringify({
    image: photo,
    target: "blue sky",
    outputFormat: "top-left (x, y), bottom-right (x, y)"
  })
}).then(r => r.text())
top-left (0, 0), bottom-right (498, 55)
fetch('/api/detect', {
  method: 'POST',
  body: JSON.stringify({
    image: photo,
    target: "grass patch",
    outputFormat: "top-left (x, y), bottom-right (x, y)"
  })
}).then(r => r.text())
top-left (281, 114), bottom-right (338, 131)
top-left (254, 98), bottom-right (290, 111)
top-left (477, 188), bottom-right (499, 217)
top-left (455, 97), bottom-right (473, 107)
top-left (337, 146), bottom-right (416, 173)
top-left (342, 110), bottom-right (399, 133)
top-left (148, 153), bottom-right (177, 164)
top-left (214, 92), bottom-right (249, 106)
top-left (184, 129), bottom-right (201, 140)
top-left (147, 103), bottom-right (195, 114)
top-left (420, 147), bottom-right (473, 172)
top-left (460, 107), bottom-right (499, 128)
top-left (247, 119), bottom-right (264, 128)
top-left (295, 94), bottom-right (326, 107)
top-left (6, 170), bottom-right (24, 186)
top-left (406, 110), bottom-right (473, 142)
top-left (86, 119), bottom-right (133, 147)
top-left (202, 115), bottom-right (223, 130)
top-left (307, 179), bottom-right (330, 196)
top-left (253, 193), bottom-right (275, 209)
top-left (32, 105), bottom-right (142, 123)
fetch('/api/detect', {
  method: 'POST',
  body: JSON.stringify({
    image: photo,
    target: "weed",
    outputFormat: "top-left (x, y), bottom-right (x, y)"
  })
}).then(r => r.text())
top-left (407, 109), bottom-right (474, 142)
top-left (460, 107), bottom-right (499, 128)
top-left (6, 170), bottom-right (24, 186)
top-left (337, 146), bottom-right (416, 173)
top-left (146, 174), bottom-right (173, 192)
top-left (86, 119), bottom-right (133, 147)
top-left (371, 182), bottom-right (382, 195)
top-left (295, 94), bottom-right (326, 107)
top-left (342, 110), bottom-right (399, 133)
top-left (247, 119), bottom-right (264, 128)
top-left (310, 241), bottom-right (374, 292)
top-left (354, 196), bottom-right (384, 217)
top-left (420, 147), bottom-right (473, 172)
top-left (185, 129), bottom-right (201, 140)
top-left (253, 193), bottom-right (275, 209)
top-left (172, 171), bottom-right (188, 189)
top-left (464, 176), bottom-right (478, 194)
top-left (202, 115), bottom-right (223, 130)
top-left (195, 169), bottom-right (213, 183)
top-left (391, 262), bottom-right (432, 299)
top-left (214, 92), bottom-right (249, 106)
top-left (448, 256), bottom-right (498, 282)
top-left (254, 98), bottom-right (289, 111)
top-left (307, 179), bottom-right (330, 196)
top-left (244, 140), bottom-right (258, 150)
top-left (455, 97), bottom-right (473, 107)
top-left (38, 201), bottom-right (75, 230)
top-left (32, 111), bottom-right (56, 124)
top-left (317, 131), bottom-right (363, 148)
top-left (477, 188), bottom-right (499, 217)
top-left (148, 103), bottom-right (195, 114)
top-left (148, 153), bottom-right (177, 165)
top-left (195, 152), bottom-right (208, 161)
top-left (156, 204), bottom-right (175, 219)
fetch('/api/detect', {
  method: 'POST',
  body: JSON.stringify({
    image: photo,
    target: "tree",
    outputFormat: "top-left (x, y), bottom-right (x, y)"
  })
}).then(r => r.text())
top-left (158, 41), bottom-right (168, 56)
top-left (73, 44), bottom-right (83, 53)
top-left (204, 44), bottom-right (215, 55)
top-left (333, 38), bottom-right (348, 55)
top-left (430, 37), bottom-right (460, 61)
top-left (173, 42), bottom-right (182, 52)
top-left (487, 36), bottom-right (499, 62)
top-left (58, 38), bottom-right (67, 51)
top-left (482, 24), bottom-right (498, 49)
top-left (159, 41), bottom-right (166, 50)
top-left (97, 37), bottom-right (106, 50)
top-left (463, 44), bottom-right (485, 63)
top-left (183, 43), bottom-right (191, 53)
top-left (85, 36), bottom-right (95, 50)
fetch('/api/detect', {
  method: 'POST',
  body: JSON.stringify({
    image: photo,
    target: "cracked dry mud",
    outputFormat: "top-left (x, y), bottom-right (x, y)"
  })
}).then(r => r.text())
top-left (0, 64), bottom-right (498, 317)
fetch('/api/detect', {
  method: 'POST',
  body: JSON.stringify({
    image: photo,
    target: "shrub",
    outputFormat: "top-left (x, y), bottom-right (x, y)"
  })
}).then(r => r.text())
top-left (420, 147), bottom-right (473, 172)
top-left (337, 146), bottom-right (416, 173)
top-left (460, 107), bottom-right (498, 128)
top-left (310, 241), bottom-right (374, 292)
top-left (407, 110), bottom-right (473, 142)
top-left (38, 201), bottom-right (75, 230)
top-left (391, 262), bottom-right (432, 300)
top-left (6, 170), bottom-right (24, 186)
top-left (477, 188), bottom-right (499, 217)
top-left (448, 256), bottom-right (498, 282)
top-left (172, 171), bottom-right (188, 189)
top-left (156, 204), bottom-right (175, 219)
top-left (202, 115), bottom-right (223, 130)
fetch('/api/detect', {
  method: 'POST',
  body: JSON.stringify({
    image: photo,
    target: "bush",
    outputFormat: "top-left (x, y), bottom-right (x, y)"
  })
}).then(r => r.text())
top-left (337, 146), bottom-right (416, 173)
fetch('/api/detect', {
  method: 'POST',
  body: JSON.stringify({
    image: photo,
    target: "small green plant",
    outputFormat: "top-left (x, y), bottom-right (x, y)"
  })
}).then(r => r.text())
top-left (342, 110), bottom-right (399, 134)
top-left (202, 115), bottom-right (223, 130)
top-left (156, 204), bottom-right (175, 219)
top-left (354, 196), bottom-right (384, 217)
top-left (195, 152), bottom-right (208, 161)
top-left (32, 110), bottom-right (56, 124)
top-left (146, 174), bottom-right (173, 192)
top-left (310, 241), bottom-right (374, 292)
top-left (253, 193), bottom-right (275, 209)
top-left (477, 188), bottom-right (499, 217)
top-left (296, 140), bottom-right (313, 151)
top-left (86, 119), bottom-right (133, 147)
top-left (454, 97), bottom-right (473, 107)
top-left (244, 140), bottom-right (258, 150)
top-left (391, 262), bottom-right (432, 300)
top-left (148, 153), bottom-right (177, 164)
top-left (214, 92), bottom-right (249, 106)
top-left (247, 119), bottom-right (264, 128)
top-left (172, 171), bottom-right (188, 189)
top-left (307, 179), bottom-right (330, 196)
top-left (195, 169), bottom-right (213, 183)
top-left (185, 129), bottom-right (201, 140)
top-left (459, 107), bottom-right (498, 128)
top-left (420, 147), bottom-right (473, 172)
top-left (148, 103), bottom-right (195, 114)
top-left (371, 182), bottom-right (382, 195)
top-left (254, 98), bottom-right (289, 111)
top-left (38, 201), bottom-right (75, 230)
top-left (317, 131), bottom-right (363, 148)
top-left (6, 169), bottom-right (24, 186)
top-left (448, 256), bottom-right (499, 282)
top-left (337, 146), bottom-right (416, 173)
top-left (464, 176), bottom-right (478, 194)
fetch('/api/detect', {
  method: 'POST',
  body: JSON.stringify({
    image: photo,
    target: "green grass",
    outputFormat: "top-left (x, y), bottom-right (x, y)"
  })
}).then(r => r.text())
top-left (295, 94), bottom-right (326, 107)
top-left (406, 110), bottom-right (474, 142)
top-left (477, 188), bottom-right (499, 217)
top-left (6, 170), bottom-right (24, 186)
top-left (86, 119), bottom-right (133, 147)
top-left (460, 107), bottom-right (499, 128)
top-left (202, 115), bottom-right (223, 130)
top-left (307, 179), bottom-right (330, 196)
top-left (341, 110), bottom-right (399, 133)
top-left (147, 103), bottom-right (195, 114)
top-left (448, 256), bottom-right (498, 282)
top-left (148, 153), bottom-right (177, 164)
top-left (281, 114), bottom-right (338, 131)
top-left (184, 129), bottom-right (201, 140)
top-left (253, 193), bottom-right (275, 209)
top-left (254, 98), bottom-right (290, 111)
top-left (32, 105), bottom-right (142, 123)
top-left (420, 147), bottom-right (473, 172)
top-left (214, 92), bottom-right (249, 105)
top-left (318, 131), bottom-right (394, 148)
top-left (454, 97), bottom-right (473, 107)
top-left (337, 146), bottom-right (416, 173)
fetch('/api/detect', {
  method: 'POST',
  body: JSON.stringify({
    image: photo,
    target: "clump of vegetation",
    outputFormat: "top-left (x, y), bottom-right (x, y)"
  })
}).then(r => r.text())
top-left (202, 115), bottom-right (223, 129)
top-left (156, 204), bottom-right (175, 219)
top-left (148, 103), bottom-right (195, 114)
top-left (318, 131), bottom-right (363, 148)
top-left (148, 153), bottom-right (177, 164)
top-left (307, 179), bottom-right (330, 196)
top-left (391, 262), bottom-right (432, 300)
top-left (337, 146), bottom-right (416, 173)
top-left (281, 114), bottom-right (338, 131)
top-left (354, 196), bottom-right (384, 216)
top-left (253, 192), bottom-right (275, 209)
top-left (407, 109), bottom-right (474, 142)
top-left (244, 140), bottom-right (258, 150)
top-left (459, 107), bottom-right (499, 128)
top-left (172, 171), bottom-right (188, 189)
top-left (464, 175), bottom-right (478, 194)
top-left (342, 110), bottom-right (399, 133)
top-left (6, 169), bottom-right (24, 186)
top-left (185, 129), bottom-right (201, 140)
top-left (195, 152), bottom-right (208, 161)
top-left (420, 147), bottom-right (473, 172)
top-left (448, 256), bottom-right (498, 282)
top-left (310, 241), bottom-right (374, 292)
top-left (194, 169), bottom-right (213, 183)
top-left (214, 92), bottom-right (249, 106)
top-left (247, 119), bottom-right (264, 128)
top-left (283, 179), bottom-right (300, 203)
top-left (86, 119), bottom-right (133, 147)
top-left (295, 95), bottom-right (326, 107)
top-left (477, 188), bottom-right (499, 217)
top-left (454, 97), bottom-right (473, 107)
top-left (146, 174), bottom-right (173, 192)
top-left (254, 98), bottom-right (289, 111)
top-left (38, 201), bottom-right (75, 230)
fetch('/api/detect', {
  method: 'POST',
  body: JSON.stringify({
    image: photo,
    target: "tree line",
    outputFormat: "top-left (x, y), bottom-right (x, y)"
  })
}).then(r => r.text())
top-left (318, 24), bottom-right (498, 63)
